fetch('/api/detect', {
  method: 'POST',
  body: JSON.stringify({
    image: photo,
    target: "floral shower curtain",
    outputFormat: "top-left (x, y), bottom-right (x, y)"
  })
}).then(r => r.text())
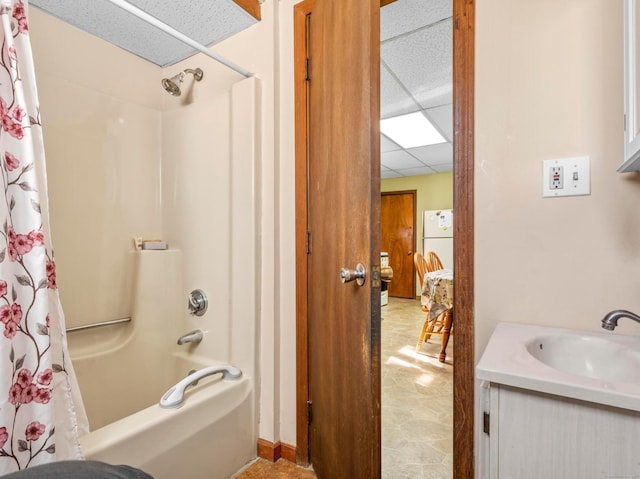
top-left (0, 0), bottom-right (88, 473)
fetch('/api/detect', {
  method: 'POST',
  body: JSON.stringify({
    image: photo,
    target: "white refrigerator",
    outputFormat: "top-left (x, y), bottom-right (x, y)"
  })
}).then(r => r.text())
top-left (423, 209), bottom-right (453, 269)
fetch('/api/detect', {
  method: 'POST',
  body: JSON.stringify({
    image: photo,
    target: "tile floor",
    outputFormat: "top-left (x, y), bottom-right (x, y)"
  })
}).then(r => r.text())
top-left (232, 459), bottom-right (316, 478)
top-left (234, 297), bottom-right (453, 479)
top-left (381, 297), bottom-right (453, 479)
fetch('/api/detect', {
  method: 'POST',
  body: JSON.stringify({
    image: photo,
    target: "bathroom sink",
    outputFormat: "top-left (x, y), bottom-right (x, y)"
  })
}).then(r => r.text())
top-left (477, 323), bottom-right (640, 412)
top-left (526, 334), bottom-right (640, 383)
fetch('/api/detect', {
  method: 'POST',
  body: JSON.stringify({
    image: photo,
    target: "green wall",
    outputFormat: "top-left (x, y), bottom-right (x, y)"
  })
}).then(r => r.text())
top-left (382, 171), bottom-right (453, 251)
top-left (381, 171), bottom-right (453, 295)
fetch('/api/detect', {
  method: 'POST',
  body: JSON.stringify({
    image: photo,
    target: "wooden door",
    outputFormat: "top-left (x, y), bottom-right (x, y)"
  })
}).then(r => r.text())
top-left (381, 191), bottom-right (416, 299)
top-left (296, 1), bottom-right (476, 477)
top-left (300, 0), bottom-right (381, 477)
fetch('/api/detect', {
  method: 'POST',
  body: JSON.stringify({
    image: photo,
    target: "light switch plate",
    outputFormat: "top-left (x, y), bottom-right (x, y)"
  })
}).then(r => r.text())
top-left (542, 156), bottom-right (590, 197)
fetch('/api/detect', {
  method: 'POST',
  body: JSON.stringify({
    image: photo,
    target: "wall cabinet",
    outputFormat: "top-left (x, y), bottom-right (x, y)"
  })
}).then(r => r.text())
top-left (480, 383), bottom-right (640, 478)
top-left (621, 0), bottom-right (640, 171)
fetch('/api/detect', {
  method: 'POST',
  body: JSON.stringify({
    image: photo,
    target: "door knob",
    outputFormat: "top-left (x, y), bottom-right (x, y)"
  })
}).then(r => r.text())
top-left (407, 251), bottom-right (413, 255)
top-left (340, 263), bottom-right (366, 286)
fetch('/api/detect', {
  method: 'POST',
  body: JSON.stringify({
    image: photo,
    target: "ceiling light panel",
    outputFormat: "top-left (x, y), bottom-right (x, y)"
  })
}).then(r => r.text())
top-left (381, 112), bottom-right (446, 149)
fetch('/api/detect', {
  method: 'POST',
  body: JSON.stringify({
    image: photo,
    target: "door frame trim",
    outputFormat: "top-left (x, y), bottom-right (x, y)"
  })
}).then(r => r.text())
top-left (452, 1), bottom-right (475, 476)
top-left (294, 0), bottom-right (475, 476)
top-left (294, 0), bottom-right (314, 464)
top-left (381, 190), bottom-right (417, 299)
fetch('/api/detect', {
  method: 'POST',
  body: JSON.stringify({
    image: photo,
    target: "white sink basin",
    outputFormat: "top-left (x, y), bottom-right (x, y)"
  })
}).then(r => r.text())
top-left (526, 335), bottom-right (640, 383)
top-left (476, 323), bottom-right (640, 412)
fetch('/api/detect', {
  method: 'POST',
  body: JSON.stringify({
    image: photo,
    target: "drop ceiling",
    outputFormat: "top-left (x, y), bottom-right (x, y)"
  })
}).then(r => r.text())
top-left (29, 0), bottom-right (451, 177)
top-left (381, 0), bottom-right (452, 177)
top-left (29, 0), bottom-right (258, 67)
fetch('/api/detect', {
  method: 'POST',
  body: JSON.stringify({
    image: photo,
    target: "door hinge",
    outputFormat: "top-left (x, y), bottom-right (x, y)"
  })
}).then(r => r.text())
top-left (306, 231), bottom-right (312, 254)
top-left (305, 57), bottom-right (311, 81)
top-left (483, 412), bottom-right (490, 435)
top-left (307, 400), bottom-right (313, 424)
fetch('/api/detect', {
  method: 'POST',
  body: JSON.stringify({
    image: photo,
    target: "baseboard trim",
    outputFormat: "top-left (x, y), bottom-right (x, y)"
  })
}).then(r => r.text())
top-left (257, 438), bottom-right (297, 463)
top-left (281, 442), bottom-right (296, 462)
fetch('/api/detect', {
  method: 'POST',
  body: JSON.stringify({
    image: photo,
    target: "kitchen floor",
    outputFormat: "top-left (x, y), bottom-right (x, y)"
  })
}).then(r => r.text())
top-left (234, 297), bottom-right (453, 479)
top-left (382, 297), bottom-right (453, 479)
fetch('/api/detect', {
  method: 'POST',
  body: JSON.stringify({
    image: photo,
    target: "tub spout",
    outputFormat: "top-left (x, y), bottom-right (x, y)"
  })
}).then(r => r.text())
top-left (159, 364), bottom-right (242, 409)
top-left (177, 329), bottom-right (203, 345)
top-left (601, 310), bottom-right (640, 331)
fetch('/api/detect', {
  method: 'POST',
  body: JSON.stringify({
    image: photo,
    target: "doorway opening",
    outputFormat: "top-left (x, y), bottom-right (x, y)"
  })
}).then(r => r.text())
top-left (294, 0), bottom-right (474, 476)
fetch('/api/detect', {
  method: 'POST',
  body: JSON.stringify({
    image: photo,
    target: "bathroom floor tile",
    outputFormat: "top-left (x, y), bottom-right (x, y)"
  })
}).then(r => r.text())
top-left (231, 458), bottom-right (316, 478)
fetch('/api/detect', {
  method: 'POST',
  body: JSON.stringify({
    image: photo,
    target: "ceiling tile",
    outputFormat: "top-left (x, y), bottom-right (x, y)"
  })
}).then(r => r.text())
top-left (30, 0), bottom-right (258, 67)
top-left (381, 150), bottom-right (425, 170)
top-left (381, 18), bottom-right (452, 110)
top-left (380, 64), bottom-right (421, 119)
top-left (381, 134), bottom-right (401, 153)
top-left (408, 142), bottom-right (452, 166)
top-left (381, 0), bottom-right (452, 42)
top-left (396, 166), bottom-right (437, 176)
top-left (429, 163), bottom-right (454, 173)
top-left (382, 170), bottom-right (403, 179)
top-left (425, 103), bottom-right (452, 141)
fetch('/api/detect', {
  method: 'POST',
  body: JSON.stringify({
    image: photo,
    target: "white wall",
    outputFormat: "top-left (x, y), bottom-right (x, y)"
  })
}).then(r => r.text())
top-left (475, 0), bottom-right (640, 359)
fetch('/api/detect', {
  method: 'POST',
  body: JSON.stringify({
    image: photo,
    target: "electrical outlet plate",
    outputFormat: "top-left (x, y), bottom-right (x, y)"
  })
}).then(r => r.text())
top-left (542, 156), bottom-right (590, 198)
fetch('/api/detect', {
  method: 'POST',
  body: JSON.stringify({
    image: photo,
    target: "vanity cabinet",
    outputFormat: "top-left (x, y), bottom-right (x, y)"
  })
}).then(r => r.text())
top-left (481, 383), bottom-right (640, 478)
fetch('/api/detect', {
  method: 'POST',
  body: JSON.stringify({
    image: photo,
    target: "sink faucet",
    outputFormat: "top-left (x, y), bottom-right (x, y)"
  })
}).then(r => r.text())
top-left (177, 329), bottom-right (203, 345)
top-left (601, 310), bottom-right (640, 331)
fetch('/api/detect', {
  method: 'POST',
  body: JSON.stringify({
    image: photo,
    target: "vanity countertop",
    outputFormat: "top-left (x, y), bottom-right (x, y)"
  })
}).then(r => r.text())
top-left (476, 322), bottom-right (640, 412)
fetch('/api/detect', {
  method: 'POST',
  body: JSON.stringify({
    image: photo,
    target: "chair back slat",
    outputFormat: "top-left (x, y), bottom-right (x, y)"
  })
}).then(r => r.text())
top-left (413, 252), bottom-right (428, 289)
top-left (425, 251), bottom-right (443, 272)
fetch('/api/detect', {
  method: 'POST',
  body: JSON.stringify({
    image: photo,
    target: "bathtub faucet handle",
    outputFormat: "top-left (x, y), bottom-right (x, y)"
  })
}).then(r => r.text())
top-left (177, 329), bottom-right (203, 345)
top-left (187, 289), bottom-right (208, 316)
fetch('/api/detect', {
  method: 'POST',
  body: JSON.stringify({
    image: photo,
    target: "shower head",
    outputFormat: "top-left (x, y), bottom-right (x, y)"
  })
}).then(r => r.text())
top-left (161, 68), bottom-right (204, 97)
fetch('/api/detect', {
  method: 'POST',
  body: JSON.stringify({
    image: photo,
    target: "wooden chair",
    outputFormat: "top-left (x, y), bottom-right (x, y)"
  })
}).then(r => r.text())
top-left (414, 251), bottom-right (453, 361)
top-left (425, 250), bottom-right (443, 272)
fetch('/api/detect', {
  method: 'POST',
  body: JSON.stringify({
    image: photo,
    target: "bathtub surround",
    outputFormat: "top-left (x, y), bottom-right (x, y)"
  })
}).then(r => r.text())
top-left (67, 251), bottom-right (184, 430)
top-left (29, 2), bottom-right (260, 476)
top-left (67, 251), bottom-right (255, 478)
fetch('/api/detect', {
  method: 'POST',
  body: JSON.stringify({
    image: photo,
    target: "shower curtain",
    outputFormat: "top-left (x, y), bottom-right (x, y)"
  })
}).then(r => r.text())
top-left (0, 0), bottom-right (88, 472)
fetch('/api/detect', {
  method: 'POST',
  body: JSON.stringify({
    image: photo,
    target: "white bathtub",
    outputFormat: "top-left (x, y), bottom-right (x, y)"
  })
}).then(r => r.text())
top-left (65, 250), bottom-right (257, 479)
top-left (74, 350), bottom-right (255, 479)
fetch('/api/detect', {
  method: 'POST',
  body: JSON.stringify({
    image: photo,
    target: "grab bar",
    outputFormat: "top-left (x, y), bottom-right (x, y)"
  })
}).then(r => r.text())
top-left (66, 317), bottom-right (132, 333)
top-left (159, 364), bottom-right (242, 409)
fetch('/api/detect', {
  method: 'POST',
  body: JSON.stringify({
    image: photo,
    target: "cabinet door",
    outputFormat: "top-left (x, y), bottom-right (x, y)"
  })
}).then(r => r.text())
top-left (494, 385), bottom-right (640, 478)
top-left (621, 0), bottom-right (640, 171)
